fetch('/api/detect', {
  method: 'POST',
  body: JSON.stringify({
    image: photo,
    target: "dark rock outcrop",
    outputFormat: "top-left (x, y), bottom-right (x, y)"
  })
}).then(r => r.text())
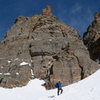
top-left (0, 6), bottom-right (99, 89)
top-left (83, 13), bottom-right (100, 64)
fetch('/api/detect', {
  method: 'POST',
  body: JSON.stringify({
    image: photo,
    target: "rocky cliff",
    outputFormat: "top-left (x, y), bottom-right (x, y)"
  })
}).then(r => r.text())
top-left (0, 6), bottom-right (99, 89)
top-left (83, 13), bottom-right (100, 64)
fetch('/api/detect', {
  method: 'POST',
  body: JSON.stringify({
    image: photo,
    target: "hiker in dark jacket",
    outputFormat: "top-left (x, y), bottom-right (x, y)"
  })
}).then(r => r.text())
top-left (55, 81), bottom-right (63, 95)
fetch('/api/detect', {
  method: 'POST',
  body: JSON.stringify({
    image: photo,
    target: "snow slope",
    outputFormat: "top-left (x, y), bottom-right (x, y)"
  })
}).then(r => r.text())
top-left (0, 69), bottom-right (100, 100)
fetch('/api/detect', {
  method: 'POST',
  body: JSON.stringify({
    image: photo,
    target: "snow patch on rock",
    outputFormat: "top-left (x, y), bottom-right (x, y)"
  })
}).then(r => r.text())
top-left (20, 62), bottom-right (30, 66)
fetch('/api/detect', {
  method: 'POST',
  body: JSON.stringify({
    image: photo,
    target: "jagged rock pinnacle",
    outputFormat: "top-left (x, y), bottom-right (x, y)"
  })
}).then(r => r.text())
top-left (94, 13), bottom-right (100, 20)
top-left (83, 13), bottom-right (100, 64)
top-left (42, 6), bottom-right (52, 16)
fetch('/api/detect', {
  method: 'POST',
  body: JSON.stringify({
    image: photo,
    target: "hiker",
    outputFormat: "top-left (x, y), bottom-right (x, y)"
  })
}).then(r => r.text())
top-left (55, 81), bottom-right (63, 95)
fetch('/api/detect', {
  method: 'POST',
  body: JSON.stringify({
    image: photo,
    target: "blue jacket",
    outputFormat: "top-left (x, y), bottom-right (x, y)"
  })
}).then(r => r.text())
top-left (55, 82), bottom-right (62, 88)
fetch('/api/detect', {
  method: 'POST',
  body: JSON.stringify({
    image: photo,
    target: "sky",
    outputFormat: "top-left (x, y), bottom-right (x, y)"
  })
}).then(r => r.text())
top-left (0, 0), bottom-right (100, 40)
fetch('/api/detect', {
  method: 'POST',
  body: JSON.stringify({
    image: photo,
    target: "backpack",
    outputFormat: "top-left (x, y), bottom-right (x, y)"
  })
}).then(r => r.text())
top-left (55, 83), bottom-right (59, 88)
top-left (55, 82), bottom-right (62, 88)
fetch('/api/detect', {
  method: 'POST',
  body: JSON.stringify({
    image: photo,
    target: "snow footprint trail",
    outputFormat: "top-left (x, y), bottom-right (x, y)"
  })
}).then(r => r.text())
top-left (48, 95), bottom-right (56, 98)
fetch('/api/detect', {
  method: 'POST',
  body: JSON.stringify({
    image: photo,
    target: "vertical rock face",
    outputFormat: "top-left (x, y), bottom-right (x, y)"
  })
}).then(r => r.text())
top-left (83, 13), bottom-right (100, 64)
top-left (0, 6), bottom-right (99, 89)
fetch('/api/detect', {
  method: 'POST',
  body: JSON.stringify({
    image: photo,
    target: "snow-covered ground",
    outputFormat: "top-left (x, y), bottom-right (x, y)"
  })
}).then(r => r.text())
top-left (0, 69), bottom-right (100, 100)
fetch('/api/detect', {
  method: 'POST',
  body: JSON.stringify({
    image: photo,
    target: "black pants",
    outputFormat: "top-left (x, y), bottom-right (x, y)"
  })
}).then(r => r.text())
top-left (57, 87), bottom-right (63, 95)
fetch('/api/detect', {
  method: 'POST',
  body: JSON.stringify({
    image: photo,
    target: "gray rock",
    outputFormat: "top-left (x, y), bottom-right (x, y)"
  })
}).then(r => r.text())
top-left (0, 6), bottom-right (99, 89)
top-left (83, 13), bottom-right (100, 64)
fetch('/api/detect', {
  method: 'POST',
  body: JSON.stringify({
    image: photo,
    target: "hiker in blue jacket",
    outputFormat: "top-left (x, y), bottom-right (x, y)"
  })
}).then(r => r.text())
top-left (55, 81), bottom-right (63, 95)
